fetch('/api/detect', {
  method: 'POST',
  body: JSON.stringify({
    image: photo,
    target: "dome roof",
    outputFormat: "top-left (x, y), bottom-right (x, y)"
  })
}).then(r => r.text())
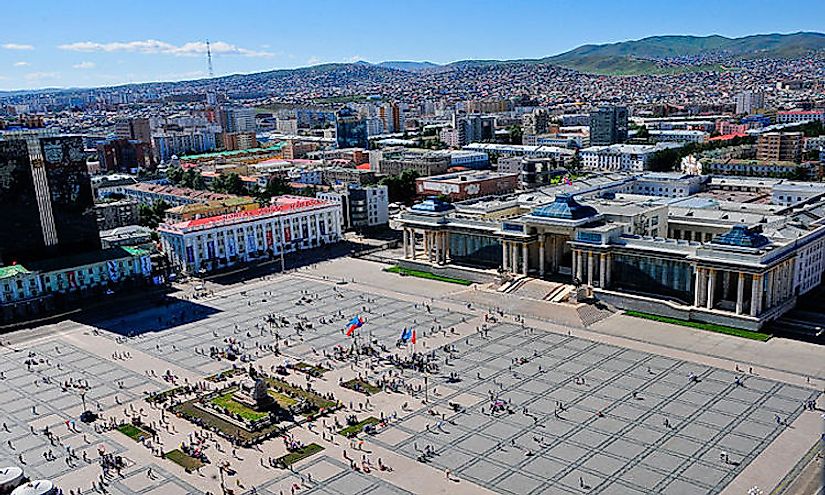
top-left (410, 196), bottom-right (454, 213)
top-left (711, 224), bottom-right (771, 248)
top-left (532, 194), bottom-right (597, 220)
top-left (0, 466), bottom-right (24, 486)
top-left (11, 480), bottom-right (55, 495)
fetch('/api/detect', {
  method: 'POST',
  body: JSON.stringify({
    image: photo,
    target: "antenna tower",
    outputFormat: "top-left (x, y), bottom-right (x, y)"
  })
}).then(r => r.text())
top-left (206, 39), bottom-right (215, 78)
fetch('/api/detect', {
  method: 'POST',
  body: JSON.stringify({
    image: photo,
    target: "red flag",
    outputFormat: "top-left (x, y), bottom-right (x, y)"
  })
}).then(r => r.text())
top-left (411, 329), bottom-right (416, 345)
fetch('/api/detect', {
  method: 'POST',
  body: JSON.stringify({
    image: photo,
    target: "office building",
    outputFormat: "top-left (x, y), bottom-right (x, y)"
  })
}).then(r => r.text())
top-left (453, 114), bottom-right (495, 146)
top-left (522, 109), bottom-right (551, 136)
top-left (757, 132), bottom-right (803, 163)
top-left (96, 138), bottom-right (156, 173)
top-left (590, 106), bottom-right (628, 146)
top-left (318, 184), bottom-right (389, 229)
top-left (416, 171), bottom-right (519, 201)
top-left (158, 196), bottom-right (342, 275)
top-left (114, 117), bottom-right (152, 144)
top-left (734, 91), bottom-right (765, 115)
top-left (335, 108), bottom-right (368, 149)
top-left (579, 143), bottom-right (681, 172)
top-left (0, 135), bottom-right (100, 265)
top-left (775, 110), bottom-right (825, 124)
top-left (221, 107), bottom-right (257, 133)
top-left (95, 199), bottom-right (140, 230)
top-left (371, 148), bottom-right (452, 177)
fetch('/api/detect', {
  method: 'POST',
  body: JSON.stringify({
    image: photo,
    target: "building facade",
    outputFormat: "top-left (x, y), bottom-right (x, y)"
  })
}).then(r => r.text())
top-left (415, 171), bottom-right (519, 201)
top-left (0, 135), bottom-right (100, 264)
top-left (590, 106), bottom-right (628, 146)
top-left (158, 196), bottom-right (343, 275)
top-left (335, 108), bottom-right (368, 149)
top-left (757, 132), bottom-right (803, 163)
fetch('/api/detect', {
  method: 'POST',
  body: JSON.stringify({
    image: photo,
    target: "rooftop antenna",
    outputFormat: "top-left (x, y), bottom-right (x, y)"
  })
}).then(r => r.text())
top-left (206, 39), bottom-right (215, 78)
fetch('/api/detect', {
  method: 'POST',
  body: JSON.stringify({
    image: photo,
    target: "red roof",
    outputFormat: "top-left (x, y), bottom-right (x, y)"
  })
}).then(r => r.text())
top-left (356, 163), bottom-right (371, 170)
top-left (709, 132), bottom-right (747, 142)
top-left (163, 196), bottom-right (332, 231)
top-left (778, 110), bottom-right (824, 115)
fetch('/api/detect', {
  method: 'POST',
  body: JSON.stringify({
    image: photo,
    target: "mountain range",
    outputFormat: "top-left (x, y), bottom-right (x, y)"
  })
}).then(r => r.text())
top-left (366, 32), bottom-right (825, 75)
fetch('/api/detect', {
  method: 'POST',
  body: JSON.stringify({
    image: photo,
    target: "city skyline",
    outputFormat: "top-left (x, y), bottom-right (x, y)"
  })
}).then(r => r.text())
top-left (1, 0), bottom-right (824, 90)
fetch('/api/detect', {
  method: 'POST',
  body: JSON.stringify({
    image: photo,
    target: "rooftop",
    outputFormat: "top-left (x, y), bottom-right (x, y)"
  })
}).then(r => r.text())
top-left (532, 194), bottom-right (598, 220)
top-left (161, 196), bottom-right (334, 231)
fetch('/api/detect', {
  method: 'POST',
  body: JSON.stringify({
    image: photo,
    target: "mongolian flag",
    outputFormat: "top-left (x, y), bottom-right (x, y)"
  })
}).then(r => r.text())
top-left (411, 329), bottom-right (417, 345)
top-left (400, 328), bottom-right (413, 343)
top-left (346, 316), bottom-right (364, 337)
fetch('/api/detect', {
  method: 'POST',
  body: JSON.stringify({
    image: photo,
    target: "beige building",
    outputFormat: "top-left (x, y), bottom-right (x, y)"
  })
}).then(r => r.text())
top-left (756, 132), bottom-right (803, 163)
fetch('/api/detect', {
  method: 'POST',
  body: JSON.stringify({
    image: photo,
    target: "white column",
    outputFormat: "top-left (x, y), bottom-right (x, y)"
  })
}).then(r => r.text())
top-left (750, 274), bottom-right (762, 317)
top-left (599, 254), bottom-right (607, 287)
top-left (522, 243), bottom-right (528, 275)
top-left (587, 252), bottom-right (594, 286)
top-left (539, 238), bottom-right (546, 278)
top-left (444, 232), bottom-right (450, 262)
top-left (511, 243), bottom-right (518, 274)
top-left (576, 250), bottom-right (584, 281)
top-left (502, 241), bottom-right (509, 272)
top-left (765, 268), bottom-right (774, 308)
top-left (604, 253), bottom-right (613, 288)
top-left (694, 267), bottom-right (703, 307)
top-left (403, 229), bottom-right (409, 258)
top-left (706, 269), bottom-right (716, 310)
top-left (736, 272), bottom-right (745, 315)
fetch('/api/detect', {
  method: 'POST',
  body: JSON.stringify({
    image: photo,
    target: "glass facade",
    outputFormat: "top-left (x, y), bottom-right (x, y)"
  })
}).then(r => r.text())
top-left (449, 233), bottom-right (501, 268)
top-left (612, 253), bottom-right (694, 303)
top-left (0, 140), bottom-right (46, 264)
top-left (40, 136), bottom-right (101, 256)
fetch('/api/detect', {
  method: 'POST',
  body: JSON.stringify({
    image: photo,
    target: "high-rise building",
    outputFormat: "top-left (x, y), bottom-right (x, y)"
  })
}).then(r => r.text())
top-left (589, 106), bottom-right (628, 146)
top-left (734, 91), bottom-right (765, 115)
top-left (97, 138), bottom-right (155, 173)
top-left (221, 107), bottom-right (257, 133)
top-left (0, 135), bottom-right (100, 264)
top-left (115, 117), bottom-right (152, 144)
top-left (522, 109), bottom-right (550, 136)
top-left (379, 103), bottom-right (405, 134)
top-left (452, 114), bottom-right (495, 147)
top-left (757, 132), bottom-right (803, 163)
top-left (335, 108), bottom-right (368, 149)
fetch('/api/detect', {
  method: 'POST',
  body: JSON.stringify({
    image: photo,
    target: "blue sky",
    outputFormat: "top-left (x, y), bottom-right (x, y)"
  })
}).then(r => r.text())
top-left (1, 0), bottom-right (823, 91)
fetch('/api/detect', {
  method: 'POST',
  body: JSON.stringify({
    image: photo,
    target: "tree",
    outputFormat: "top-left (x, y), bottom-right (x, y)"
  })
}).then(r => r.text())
top-left (254, 176), bottom-right (291, 204)
top-left (166, 165), bottom-right (184, 185)
top-left (507, 125), bottom-right (523, 145)
top-left (648, 148), bottom-right (682, 172)
top-left (635, 125), bottom-right (650, 139)
top-left (138, 200), bottom-right (169, 229)
top-left (380, 169), bottom-right (419, 205)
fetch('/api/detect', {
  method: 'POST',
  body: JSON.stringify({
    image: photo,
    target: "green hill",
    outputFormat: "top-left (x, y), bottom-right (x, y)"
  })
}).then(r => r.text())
top-left (543, 32), bottom-right (825, 74)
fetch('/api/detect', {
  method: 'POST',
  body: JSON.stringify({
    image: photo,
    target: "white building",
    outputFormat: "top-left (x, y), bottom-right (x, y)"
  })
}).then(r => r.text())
top-left (580, 143), bottom-right (681, 172)
top-left (649, 130), bottom-right (708, 144)
top-left (317, 184), bottom-right (389, 229)
top-left (735, 91), bottom-right (765, 115)
top-left (276, 118), bottom-right (299, 135)
top-left (776, 110), bottom-right (825, 124)
top-left (158, 196), bottom-right (342, 275)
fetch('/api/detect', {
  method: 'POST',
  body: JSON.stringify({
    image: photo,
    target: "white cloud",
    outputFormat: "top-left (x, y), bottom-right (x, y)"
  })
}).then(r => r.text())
top-left (58, 39), bottom-right (273, 57)
top-left (306, 56), bottom-right (322, 65)
top-left (347, 55), bottom-right (365, 63)
top-left (24, 72), bottom-right (59, 81)
top-left (2, 43), bottom-right (34, 50)
top-left (73, 61), bottom-right (96, 69)
top-left (13, 61), bottom-right (30, 67)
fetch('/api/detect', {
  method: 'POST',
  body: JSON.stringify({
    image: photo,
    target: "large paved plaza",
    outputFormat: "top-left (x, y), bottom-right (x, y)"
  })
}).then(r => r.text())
top-left (0, 257), bottom-right (822, 495)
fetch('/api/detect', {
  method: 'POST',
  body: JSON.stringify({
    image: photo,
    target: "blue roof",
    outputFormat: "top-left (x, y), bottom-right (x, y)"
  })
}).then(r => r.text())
top-left (711, 224), bottom-right (771, 248)
top-left (410, 196), bottom-right (454, 213)
top-left (532, 194), bottom-right (598, 220)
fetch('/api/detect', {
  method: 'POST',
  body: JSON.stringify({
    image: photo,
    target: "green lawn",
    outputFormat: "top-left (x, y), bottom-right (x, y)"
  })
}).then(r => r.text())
top-left (265, 378), bottom-right (337, 410)
top-left (384, 266), bottom-right (472, 286)
top-left (164, 449), bottom-right (204, 471)
top-left (268, 390), bottom-right (298, 408)
top-left (339, 417), bottom-right (381, 438)
top-left (277, 443), bottom-right (324, 467)
top-left (293, 362), bottom-right (328, 378)
top-left (116, 423), bottom-right (150, 441)
top-left (341, 378), bottom-right (382, 396)
top-left (624, 311), bottom-right (772, 341)
top-left (211, 393), bottom-right (269, 421)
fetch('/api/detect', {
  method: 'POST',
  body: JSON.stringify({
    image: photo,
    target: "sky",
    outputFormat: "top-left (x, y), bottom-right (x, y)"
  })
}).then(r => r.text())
top-left (1, 0), bottom-right (823, 91)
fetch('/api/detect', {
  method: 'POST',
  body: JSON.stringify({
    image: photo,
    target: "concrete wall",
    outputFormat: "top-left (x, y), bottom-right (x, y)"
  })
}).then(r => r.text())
top-left (398, 259), bottom-right (497, 284)
top-left (595, 289), bottom-right (767, 331)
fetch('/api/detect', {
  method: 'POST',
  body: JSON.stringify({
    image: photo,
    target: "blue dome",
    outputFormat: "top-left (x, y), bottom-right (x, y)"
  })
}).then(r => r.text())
top-left (532, 194), bottom-right (597, 220)
top-left (711, 224), bottom-right (770, 248)
top-left (410, 196), bottom-right (454, 213)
